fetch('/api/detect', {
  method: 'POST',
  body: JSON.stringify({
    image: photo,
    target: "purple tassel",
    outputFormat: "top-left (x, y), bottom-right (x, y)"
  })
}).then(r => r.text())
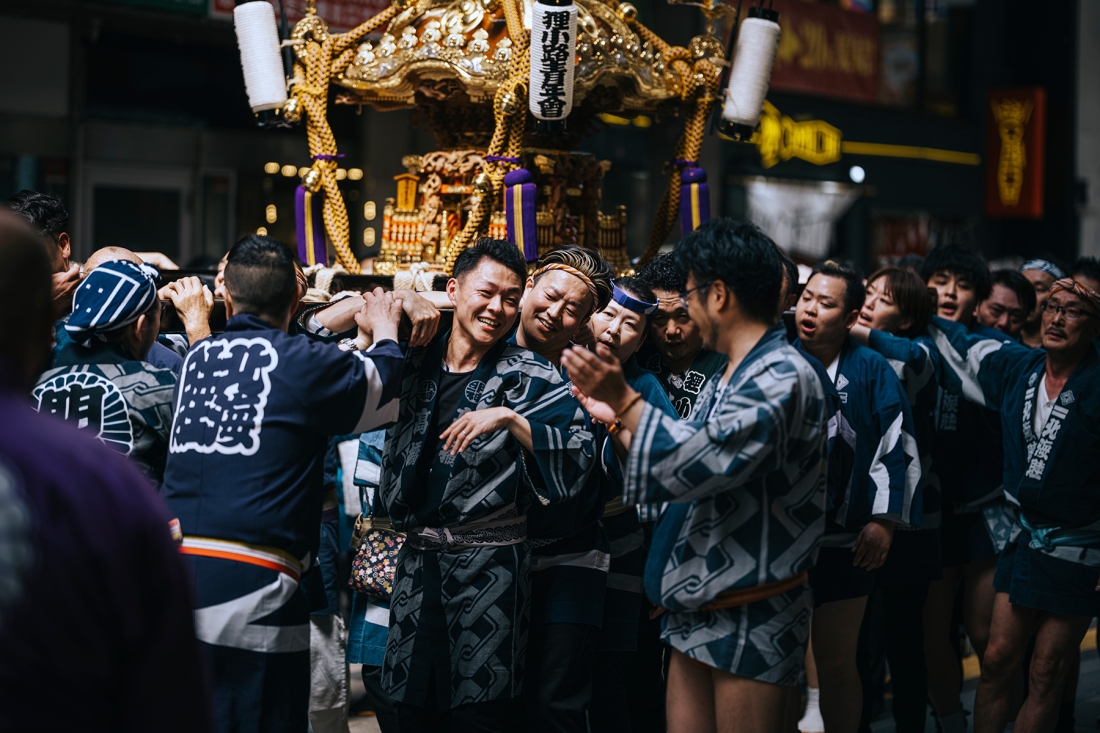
top-left (679, 166), bottom-right (710, 235)
top-left (295, 185), bottom-right (327, 267)
top-left (504, 168), bottom-right (539, 262)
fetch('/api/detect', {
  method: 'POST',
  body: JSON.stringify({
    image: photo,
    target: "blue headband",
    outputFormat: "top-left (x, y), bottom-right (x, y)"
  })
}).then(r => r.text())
top-left (611, 280), bottom-right (657, 316)
top-left (66, 260), bottom-right (160, 346)
top-left (1021, 259), bottom-right (1066, 280)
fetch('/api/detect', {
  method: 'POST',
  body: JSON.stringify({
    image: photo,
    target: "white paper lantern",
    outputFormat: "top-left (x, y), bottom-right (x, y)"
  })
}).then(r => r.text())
top-left (720, 10), bottom-right (781, 140)
top-left (233, 1), bottom-right (288, 114)
top-left (529, 0), bottom-right (579, 123)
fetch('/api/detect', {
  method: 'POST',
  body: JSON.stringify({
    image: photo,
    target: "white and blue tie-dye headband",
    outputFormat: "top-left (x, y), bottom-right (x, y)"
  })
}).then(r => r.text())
top-left (66, 260), bottom-right (160, 346)
top-left (1021, 259), bottom-right (1066, 280)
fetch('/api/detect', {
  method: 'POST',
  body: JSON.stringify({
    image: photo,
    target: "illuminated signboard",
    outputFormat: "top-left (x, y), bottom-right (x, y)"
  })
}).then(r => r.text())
top-left (985, 87), bottom-right (1045, 218)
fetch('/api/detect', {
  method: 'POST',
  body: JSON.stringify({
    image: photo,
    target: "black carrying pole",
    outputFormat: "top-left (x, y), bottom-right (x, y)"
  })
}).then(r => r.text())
top-left (278, 0), bottom-right (293, 77)
top-left (709, 0), bottom-right (744, 136)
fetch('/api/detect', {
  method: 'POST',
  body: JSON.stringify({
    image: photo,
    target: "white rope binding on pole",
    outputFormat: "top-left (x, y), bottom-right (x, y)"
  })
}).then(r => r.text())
top-left (529, 0), bottom-right (579, 122)
top-left (721, 16), bottom-right (781, 131)
top-left (233, 1), bottom-right (288, 113)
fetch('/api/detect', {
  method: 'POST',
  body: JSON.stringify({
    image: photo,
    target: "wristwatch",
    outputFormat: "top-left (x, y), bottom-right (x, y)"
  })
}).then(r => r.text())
top-left (339, 337), bottom-right (361, 351)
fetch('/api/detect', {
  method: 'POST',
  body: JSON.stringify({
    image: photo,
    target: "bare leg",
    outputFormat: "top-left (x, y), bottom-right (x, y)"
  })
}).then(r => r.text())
top-left (798, 636), bottom-right (824, 732)
top-left (811, 596), bottom-right (868, 733)
top-left (712, 666), bottom-right (792, 733)
top-left (1014, 616), bottom-right (1091, 733)
top-left (974, 592), bottom-right (1040, 733)
top-left (924, 565), bottom-right (965, 716)
top-left (667, 649), bottom-right (717, 733)
top-left (962, 556), bottom-right (999, 661)
top-left (804, 637), bottom-right (818, 688)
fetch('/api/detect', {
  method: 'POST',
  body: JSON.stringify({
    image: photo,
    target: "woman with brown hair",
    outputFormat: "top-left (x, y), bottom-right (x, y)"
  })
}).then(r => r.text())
top-left (849, 266), bottom-right (939, 733)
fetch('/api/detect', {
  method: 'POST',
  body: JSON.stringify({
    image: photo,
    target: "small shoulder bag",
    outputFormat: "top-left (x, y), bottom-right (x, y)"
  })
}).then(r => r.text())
top-left (349, 490), bottom-right (405, 599)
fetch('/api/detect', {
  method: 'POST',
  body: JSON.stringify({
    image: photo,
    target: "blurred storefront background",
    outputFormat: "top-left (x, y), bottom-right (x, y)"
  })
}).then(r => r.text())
top-left (0, 0), bottom-right (1096, 269)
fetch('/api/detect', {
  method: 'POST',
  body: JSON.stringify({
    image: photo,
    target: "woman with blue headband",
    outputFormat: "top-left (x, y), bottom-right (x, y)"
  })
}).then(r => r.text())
top-left (579, 277), bottom-right (680, 733)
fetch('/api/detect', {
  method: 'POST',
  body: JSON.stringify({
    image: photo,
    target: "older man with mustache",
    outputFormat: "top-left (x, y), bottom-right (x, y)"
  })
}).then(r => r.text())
top-left (929, 278), bottom-right (1100, 733)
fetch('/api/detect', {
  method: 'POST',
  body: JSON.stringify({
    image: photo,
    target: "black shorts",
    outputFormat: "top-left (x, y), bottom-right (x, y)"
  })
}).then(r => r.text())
top-left (878, 527), bottom-right (943, 587)
top-left (942, 510), bottom-right (997, 568)
top-left (809, 546), bottom-right (877, 607)
top-left (993, 533), bottom-right (1100, 618)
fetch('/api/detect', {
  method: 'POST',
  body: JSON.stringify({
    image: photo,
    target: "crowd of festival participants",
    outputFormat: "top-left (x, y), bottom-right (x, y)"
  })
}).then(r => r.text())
top-left (1, 187), bottom-right (1100, 733)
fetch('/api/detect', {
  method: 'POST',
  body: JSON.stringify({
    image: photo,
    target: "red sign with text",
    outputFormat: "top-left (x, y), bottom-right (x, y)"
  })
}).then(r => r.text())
top-left (211, 0), bottom-right (388, 31)
top-left (756, 0), bottom-right (881, 104)
top-left (984, 87), bottom-right (1045, 219)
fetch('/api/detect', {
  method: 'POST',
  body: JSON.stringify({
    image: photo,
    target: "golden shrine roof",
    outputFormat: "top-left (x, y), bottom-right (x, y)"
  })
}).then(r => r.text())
top-left (318, 0), bottom-right (680, 112)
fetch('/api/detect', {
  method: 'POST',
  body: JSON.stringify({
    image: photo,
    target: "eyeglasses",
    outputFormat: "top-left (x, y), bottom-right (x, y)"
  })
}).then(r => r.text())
top-left (1040, 299), bottom-right (1099, 322)
top-left (678, 280), bottom-right (714, 308)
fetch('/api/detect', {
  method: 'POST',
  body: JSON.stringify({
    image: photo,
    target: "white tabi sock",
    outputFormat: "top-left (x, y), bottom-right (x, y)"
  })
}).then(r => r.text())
top-left (797, 687), bottom-right (824, 733)
top-left (939, 710), bottom-right (968, 733)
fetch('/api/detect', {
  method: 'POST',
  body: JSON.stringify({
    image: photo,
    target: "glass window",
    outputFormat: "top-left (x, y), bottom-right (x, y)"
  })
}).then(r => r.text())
top-left (93, 186), bottom-right (181, 260)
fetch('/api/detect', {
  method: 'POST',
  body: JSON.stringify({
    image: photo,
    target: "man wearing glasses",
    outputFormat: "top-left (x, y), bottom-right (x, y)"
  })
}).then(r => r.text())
top-left (561, 220), bottom-right (828, 733)
top-left (929, 278), bottom-right (1100, 733)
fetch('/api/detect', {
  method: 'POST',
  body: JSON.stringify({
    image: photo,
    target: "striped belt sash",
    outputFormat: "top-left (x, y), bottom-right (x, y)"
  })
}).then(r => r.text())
top-left (408, 505), bottom-right (527, 552)
top-left (1019, 513), bottom-right (1100, 551)
top-left (179, 536), bottom-right (305, 582)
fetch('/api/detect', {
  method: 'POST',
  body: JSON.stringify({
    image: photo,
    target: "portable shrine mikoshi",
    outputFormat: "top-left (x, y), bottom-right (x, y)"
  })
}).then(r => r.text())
top-left (232, 0), bottom-right (781, 285)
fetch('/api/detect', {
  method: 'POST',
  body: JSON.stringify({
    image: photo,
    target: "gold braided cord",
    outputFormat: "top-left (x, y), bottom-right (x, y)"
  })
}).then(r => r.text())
top-left (443, 0), bottom-right (531, 273)
top-left (628, 18), bottom-right (721, 267)
top-left (295, 5), bottom-right (399, 273)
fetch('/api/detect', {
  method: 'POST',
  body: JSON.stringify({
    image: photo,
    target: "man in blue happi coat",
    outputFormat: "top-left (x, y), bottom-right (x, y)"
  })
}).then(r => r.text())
top-left (918, 246), bottom-right (1022, 733)
top-left (33, 259), bottom-right (178, 486)
top-left (497, 245), bottom-right (613, 733)
top-left (929, 278), bottom-right (1100, 733)
top-left (161, 235), bottom-right (406, 733)
top-left (376, 238), bottom-right (594, 732)
top-left (794, 261), bottom-right (921, 733)
top-left (303, 243), bottom-right (609, 731)
top-left (626, 251), bottom-right (731, 732)
top-left (563, 219), bottom-right (828, 733)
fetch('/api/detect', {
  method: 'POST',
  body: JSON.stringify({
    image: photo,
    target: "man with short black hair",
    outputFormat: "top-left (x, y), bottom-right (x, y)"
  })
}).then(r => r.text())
top-left (634, 252), bottom-right (727, 420)
top-left (976, 269), bottom-right (1037, 340)
top-left (162, 234), bottom-right (405, 733)
top-left (377, 237), bottom-right (594, 732)
top-left (563, 219), bottom-right (828, 733)
top-left (1070, 256), bottom-right (1100, 294)
top-left (4, 189), bottom-right (81, 315)
top-left (919, 248), bottom-right (1017, 733)
top-left (794, 261), bottom-right (920, 733)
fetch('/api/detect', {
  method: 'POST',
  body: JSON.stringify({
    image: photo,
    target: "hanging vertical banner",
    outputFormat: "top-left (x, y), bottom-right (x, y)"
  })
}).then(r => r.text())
top-left (529, 0), bottom-right (578, 123)
top-left (985, 87), bottom-right (1045, 218)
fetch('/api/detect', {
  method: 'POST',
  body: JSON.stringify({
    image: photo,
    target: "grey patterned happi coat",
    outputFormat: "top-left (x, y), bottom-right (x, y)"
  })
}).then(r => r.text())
top-left (629, 323), bottom-right (828, 683)
top-left (378, 334), bottom-right (594, 708)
